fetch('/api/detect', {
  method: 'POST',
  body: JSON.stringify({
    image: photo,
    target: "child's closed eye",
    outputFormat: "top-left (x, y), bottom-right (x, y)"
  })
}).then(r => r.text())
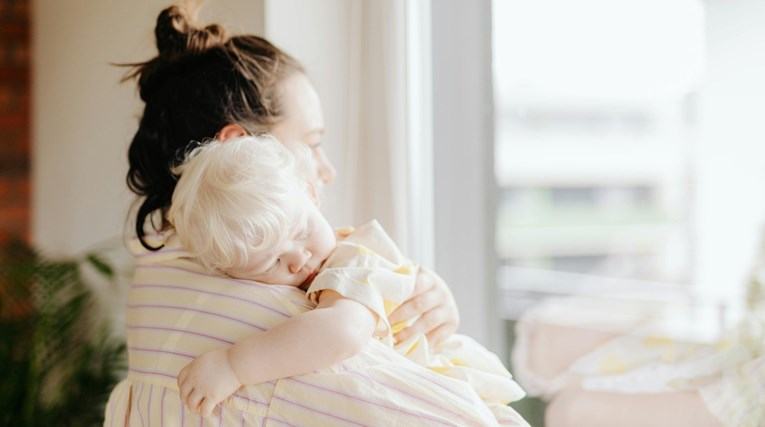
top-left (265, 258), bottom-right (280, 273)
top-left (296, 228), bottom-right (311, 240)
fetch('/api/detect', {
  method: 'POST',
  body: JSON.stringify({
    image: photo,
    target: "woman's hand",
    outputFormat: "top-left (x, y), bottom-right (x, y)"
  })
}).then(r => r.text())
top-left (177, 348), bottom-right (242, 417)
top-left (388, 266), bottom-right (460, 347)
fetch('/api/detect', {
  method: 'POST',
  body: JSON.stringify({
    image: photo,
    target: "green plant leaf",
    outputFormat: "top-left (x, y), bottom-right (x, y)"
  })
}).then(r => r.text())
top-left (85, 254), bottom-right (115, 279)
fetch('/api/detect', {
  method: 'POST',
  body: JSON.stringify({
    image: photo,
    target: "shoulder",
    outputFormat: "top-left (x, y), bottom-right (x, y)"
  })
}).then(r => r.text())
top-left (127, 231), bottom-right (197, 266)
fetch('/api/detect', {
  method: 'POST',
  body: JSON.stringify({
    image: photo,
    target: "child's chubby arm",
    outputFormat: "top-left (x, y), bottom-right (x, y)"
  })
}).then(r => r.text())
top-left (177, 290), bottom-right (376, 416)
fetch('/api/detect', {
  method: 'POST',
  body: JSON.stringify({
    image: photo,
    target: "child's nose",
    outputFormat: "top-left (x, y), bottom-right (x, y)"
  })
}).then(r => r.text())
top-left (288, 250), bottom-right (312, 274)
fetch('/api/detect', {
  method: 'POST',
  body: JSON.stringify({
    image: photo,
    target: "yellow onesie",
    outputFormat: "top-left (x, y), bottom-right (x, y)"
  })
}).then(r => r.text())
top-left (306, 220), bottom-right (526, 416)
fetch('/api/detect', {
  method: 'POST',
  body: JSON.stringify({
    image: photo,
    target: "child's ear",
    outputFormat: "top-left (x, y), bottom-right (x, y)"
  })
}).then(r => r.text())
top-left (306, 180), bottom-right (320, 208)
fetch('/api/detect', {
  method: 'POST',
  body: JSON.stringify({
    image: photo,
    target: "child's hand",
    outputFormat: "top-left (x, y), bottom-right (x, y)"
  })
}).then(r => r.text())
top-left (177, 348), bottom-right (242, 417)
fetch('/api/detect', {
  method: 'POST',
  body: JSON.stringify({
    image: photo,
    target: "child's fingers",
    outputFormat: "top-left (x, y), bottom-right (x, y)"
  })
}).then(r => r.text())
top-left (179, 380), bottom-right (192, 403)
top-left (186, 388), bottom-right (205, 414)
top-left (199, 398), bottom-right (217, 417)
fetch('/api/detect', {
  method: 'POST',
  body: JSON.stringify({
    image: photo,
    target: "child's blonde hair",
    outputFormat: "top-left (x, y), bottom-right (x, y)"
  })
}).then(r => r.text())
top-left (168, 135), bottom-right (307, 274)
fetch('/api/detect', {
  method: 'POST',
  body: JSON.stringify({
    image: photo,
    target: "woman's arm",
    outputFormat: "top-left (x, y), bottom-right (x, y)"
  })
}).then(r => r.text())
top-left (177, 290), bottom-right (376, 416)
top-left (387, 266), bottom-right (460, 347)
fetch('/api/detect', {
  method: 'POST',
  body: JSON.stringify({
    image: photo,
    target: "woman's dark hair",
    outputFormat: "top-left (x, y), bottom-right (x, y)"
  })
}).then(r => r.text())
top-left (123, 4), bottom-right (304, 250)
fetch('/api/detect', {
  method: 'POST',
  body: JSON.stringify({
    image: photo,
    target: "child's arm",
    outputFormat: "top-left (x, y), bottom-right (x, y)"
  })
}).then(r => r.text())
top-left (177, 290), bottom-right (376, 416)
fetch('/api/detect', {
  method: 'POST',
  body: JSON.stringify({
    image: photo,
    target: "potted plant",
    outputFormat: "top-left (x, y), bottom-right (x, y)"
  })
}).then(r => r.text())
top-left (0, 239), bottom-right (126, 426)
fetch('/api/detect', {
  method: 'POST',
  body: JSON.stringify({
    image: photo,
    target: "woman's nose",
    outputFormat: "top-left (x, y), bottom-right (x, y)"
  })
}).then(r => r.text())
top-left (288, 250), bottom-right (312, 274)
top-left (318, 162), bottom-right (337, 184)
top-left (315, 150), bottom-right (337, 185)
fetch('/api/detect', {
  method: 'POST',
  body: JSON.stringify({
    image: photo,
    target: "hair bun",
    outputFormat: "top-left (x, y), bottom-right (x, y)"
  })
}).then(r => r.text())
top-left (155, 5), bottom-right (227, 57)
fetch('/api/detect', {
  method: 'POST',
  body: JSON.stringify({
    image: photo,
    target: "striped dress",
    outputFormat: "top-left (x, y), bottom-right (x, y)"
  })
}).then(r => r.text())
top-left (104, 232), bottom-right (528, 426)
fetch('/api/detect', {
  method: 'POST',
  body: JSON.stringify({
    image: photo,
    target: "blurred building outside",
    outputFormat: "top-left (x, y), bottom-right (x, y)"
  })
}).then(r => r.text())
top-left (492, 0), bottom-right (756, 345)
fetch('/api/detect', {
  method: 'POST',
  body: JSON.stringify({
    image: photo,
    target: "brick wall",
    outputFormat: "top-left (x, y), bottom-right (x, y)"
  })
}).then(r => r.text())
top-left (0, 0), bottom-right (29, 244)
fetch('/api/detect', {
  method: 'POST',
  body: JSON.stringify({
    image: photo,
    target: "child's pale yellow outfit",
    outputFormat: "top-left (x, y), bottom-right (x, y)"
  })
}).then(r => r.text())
top-left (307, 220), bottom-right (526, 413)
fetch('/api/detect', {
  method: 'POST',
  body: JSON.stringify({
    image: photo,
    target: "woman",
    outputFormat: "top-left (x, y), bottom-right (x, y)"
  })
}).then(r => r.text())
top-left (105, 4), bottom-right (525, 426)
top-left (126, 4), bottom-right (457, 346)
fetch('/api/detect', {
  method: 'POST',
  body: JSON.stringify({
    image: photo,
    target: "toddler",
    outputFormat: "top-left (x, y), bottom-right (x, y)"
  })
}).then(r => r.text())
top-left (168, 135), bottom-right (527, 422)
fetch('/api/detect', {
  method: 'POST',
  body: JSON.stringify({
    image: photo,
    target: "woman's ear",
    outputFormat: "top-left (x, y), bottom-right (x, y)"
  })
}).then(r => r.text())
top-left (217, 123), bottom-right (248, 141)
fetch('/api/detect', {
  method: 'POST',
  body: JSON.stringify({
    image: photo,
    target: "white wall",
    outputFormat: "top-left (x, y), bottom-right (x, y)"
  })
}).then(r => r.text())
top-left (32, 0), bottom-right (264, 256)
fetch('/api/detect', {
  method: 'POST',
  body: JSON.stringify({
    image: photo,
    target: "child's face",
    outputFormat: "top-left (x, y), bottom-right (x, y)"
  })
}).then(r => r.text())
top-left (229, 187), bottom-right (336, 288)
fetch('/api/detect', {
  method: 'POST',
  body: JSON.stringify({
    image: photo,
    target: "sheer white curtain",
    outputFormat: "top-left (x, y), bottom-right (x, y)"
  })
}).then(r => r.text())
top-left (345, 0), bottom-right (434, 264)
top-left (265, 0), bottom-right (434, 263)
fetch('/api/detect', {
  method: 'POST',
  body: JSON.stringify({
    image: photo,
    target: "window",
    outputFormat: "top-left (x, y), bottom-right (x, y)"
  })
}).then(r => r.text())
top-left (493, 0), bottom-right (705, 313)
